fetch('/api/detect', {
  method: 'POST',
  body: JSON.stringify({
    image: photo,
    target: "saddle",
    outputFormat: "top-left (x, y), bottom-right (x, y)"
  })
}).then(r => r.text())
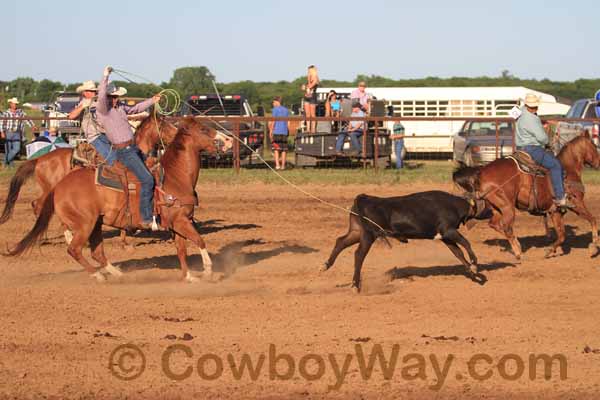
top-left (506, 151), bottom-right (555, 214)
top-left (72, 142), bottom-right (103, 167)
top-left (94, 158), bottom-right (163, 229)
top-left (506, 151), bottom-right (548, 176)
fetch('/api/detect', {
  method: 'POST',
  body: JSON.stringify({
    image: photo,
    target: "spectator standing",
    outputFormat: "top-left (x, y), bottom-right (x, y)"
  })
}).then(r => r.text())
top-left (302, 65), bottom-right (320, 133)
top-left (269, 96), bottom-right (290, 170)
top-left (350, 81), bottom-right (370, 113)
top-left (0, 97), bottom-right (36, 168)
top-left (335, 102), bottom-right (365, 156)
top-left (391, 121), bottom-right (405, 169)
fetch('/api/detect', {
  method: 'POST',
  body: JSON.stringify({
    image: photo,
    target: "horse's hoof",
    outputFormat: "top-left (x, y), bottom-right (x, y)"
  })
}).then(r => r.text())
top-left (320, 263), bottom-right (330, 273)
top-left (90, 271), bottom-right (107, 283)
top-left (351, 283), bottom-right (361, 294)
top-left (103, 263), bottom-right (123, 277)
top-left (202, 267), bottom-right (213, 278)
top-left (544, 248), bottom-right (555, 258)
top-left (467, 264), bottom-right (478, 275)
top-left (184, 272), bottom-right (200, 283)
top-left (64, 230), bottom-right (73, 245)
top-left (588, 243), bottom-right (600, 258)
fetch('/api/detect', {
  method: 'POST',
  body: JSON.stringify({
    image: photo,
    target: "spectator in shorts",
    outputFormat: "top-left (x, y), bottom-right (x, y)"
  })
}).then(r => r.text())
top-left (351, 81), bottom-right (370, 113)
top-left (391, 121), bottom-right (405, 169)
top-left (269, 96), bottom-right (290, 170)
top-left (335, 102), bottom-right (365, 156)
top-left (302, 65), bottom-right (320, 133)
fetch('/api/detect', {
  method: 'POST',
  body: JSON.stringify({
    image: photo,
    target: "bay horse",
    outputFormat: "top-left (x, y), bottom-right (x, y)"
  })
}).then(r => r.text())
top-left (453, 133), bottom-right (600, 260)
top-left (0, 113), bottom-right (177, 224)
top-left (6, 117), bottom-right (223, 283)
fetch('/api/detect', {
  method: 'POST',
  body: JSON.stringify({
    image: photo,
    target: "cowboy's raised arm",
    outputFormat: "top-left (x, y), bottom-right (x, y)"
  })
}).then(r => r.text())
top-left (96, 66), bottom-right (112, 115)
top-left (123, 94), bottom-right (161, 115)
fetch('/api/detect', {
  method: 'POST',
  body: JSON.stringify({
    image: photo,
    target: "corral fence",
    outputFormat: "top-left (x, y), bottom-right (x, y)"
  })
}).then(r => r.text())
top-left (1, 116), bottom-right (599, 173)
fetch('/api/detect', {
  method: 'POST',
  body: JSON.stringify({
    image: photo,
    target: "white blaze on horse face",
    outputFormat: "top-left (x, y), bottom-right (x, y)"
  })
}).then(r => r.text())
top-left (200, 248), bottom-right (213, 273)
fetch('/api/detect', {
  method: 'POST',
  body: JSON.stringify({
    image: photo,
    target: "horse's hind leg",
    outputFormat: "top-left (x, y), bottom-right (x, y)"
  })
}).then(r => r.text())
top-left (66, 222), bottom-right (105, 282)
top-left (323, 215), bottom-right (361, 271)
top-left (89, 218), bottom-right (122, 277)
top-left (487, 192), bottom-right (522, 260)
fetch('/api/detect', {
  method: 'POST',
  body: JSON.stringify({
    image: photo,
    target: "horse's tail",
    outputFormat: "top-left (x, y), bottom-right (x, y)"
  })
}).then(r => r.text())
top-left (452, 165), bottom-right (482, 193)
top-left (5, 191), bottom-right (55, 257)
top-left (0, 159), bottom-right (37, 224)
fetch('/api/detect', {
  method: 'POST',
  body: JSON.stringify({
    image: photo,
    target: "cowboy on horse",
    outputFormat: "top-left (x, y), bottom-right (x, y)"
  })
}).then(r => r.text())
top-left (68, 80), bottom-right (117, 165)
top-left (516, 93), bottom-right (569, 208)
top-left (96, 66), bottom-right (161, 230)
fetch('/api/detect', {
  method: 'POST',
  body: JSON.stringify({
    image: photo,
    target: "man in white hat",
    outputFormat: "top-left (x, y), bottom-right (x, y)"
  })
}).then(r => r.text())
top-left (1, 97), bottom-right (36, 167)
top-left (96, 66), bottom-right (161, 229)
top-left (516, 93), bottom-right (568, 207)
top-left (68, 80), bottom-right (116, 165)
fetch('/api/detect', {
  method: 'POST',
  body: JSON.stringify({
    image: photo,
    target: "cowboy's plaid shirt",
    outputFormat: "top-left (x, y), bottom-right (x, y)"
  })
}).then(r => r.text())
top-left (1, 108), bottom-right (34, 133)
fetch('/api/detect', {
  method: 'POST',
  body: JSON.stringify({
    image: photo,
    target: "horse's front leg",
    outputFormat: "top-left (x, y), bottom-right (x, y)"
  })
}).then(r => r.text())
top-left (545, 210), bottom-right (565, 258)
top-left (172, 215), bottom-right (215, 282)
top-left (568, 192), bottom-right (599, 257)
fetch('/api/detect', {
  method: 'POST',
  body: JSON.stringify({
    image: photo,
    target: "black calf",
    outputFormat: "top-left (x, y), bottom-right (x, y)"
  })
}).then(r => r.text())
top-left (323, 190), bottom-right (488, 292)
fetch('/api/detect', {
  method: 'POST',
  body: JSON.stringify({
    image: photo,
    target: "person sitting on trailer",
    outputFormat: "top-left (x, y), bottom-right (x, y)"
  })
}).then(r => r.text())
top-left (335, 102), bottom-right (365, 157)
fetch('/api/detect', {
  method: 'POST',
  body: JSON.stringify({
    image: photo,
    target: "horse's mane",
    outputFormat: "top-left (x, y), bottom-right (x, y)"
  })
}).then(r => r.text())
top-left (160, 117), bottom-right (213, 169)
top-left (558, 135), bottom-right (587, 159)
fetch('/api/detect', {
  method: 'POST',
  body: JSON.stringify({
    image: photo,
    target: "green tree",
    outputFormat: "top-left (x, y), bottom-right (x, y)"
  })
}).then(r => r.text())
top-left (167, 66), bottom-right (215, 98)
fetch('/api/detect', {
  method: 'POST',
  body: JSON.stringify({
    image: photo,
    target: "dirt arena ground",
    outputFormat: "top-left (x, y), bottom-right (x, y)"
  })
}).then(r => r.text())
top-left (1, 179), bottom-right (600, 399)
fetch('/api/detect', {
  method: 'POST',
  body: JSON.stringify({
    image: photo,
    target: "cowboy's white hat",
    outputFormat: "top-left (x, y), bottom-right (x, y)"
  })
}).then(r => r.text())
top-left (107, 83), bottom-right (127, 97)
top-left (7, 97), bottom-right (19, 104)
top-left (524, 93), bottom-right (540, 108)
top-left (76, 80), bottom-right (98, 93)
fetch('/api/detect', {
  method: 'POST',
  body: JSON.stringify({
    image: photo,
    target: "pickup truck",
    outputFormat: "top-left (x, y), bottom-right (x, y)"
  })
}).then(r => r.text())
top-left (555, 98), bottom-right (600, 149)
top-left (181, 94), bottom-right (264, 161)
top-left (44, 91), bottom-right (81, 141)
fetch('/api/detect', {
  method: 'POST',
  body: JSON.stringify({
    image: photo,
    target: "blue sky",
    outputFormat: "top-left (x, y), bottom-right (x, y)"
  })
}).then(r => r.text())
top-left (6, 0), bottom-right (599, 84)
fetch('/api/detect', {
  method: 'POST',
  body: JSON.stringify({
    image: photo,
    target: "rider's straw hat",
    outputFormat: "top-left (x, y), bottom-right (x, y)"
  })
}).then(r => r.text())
top-left (76, 80), bottom-right (98, 93)
top-left (107, 83), bottom-right (127, 97)
top-left (524, 93), bottom-right (540, 108)
top-left (7, 97), bottom-right (19, 104)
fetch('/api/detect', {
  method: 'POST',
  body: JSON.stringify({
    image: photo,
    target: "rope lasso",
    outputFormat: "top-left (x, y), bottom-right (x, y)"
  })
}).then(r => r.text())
top-left (110, 68), bottom-right (391, 236)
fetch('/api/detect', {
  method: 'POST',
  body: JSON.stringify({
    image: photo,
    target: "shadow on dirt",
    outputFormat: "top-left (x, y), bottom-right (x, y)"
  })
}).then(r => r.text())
top-left (116, 238), bottom-right (318, 276)
top-left (483, 224), bottom-right (592, 255)
top-left (103, 219), bottom-right (261, 239)
top-left (385, 261), bottom-right (515, 285)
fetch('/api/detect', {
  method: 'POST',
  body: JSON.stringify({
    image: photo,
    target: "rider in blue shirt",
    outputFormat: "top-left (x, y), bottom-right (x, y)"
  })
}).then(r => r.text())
top-left (515, 94), bottom-right (567, 207)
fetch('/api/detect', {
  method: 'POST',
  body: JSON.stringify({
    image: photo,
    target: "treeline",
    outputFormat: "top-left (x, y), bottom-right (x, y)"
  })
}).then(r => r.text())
top-left (2, 67), bottom-right (599, 111)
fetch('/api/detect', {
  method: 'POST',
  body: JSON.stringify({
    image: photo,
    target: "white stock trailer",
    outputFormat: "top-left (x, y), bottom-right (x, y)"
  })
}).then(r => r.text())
top-left (317, 86), bottom-right (569, 159)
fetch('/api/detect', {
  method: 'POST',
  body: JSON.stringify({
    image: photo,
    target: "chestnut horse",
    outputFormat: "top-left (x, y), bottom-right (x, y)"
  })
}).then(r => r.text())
top-left (0, 113), bottom-right (177, 224)
top-left (7, 117), bottom-right (223, 282)
top-left (453, 134), bottom-right (600, 260)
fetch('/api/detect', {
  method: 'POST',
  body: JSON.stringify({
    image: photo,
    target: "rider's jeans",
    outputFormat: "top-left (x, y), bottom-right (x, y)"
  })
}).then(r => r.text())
top-left (115, 144), bottom-right (154, 223)
top-left (90, 135), bottom-right (116, 165)
top-left (521, 145), bottom-right (565, 199)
